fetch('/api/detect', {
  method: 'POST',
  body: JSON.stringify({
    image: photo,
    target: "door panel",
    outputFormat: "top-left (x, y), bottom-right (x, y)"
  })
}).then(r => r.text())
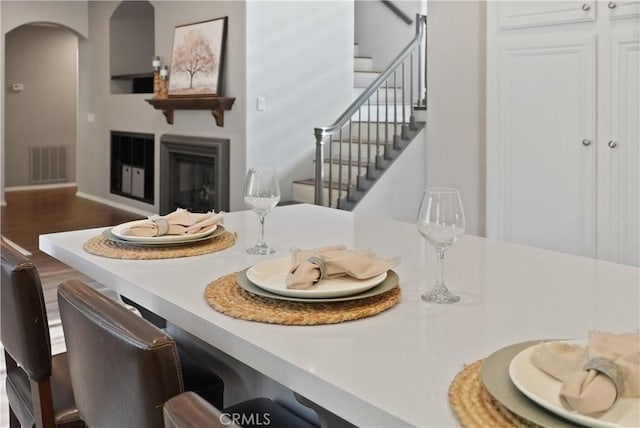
top-left (496, 35), bottom-right (597, 257)
top-left (598, 35), bottom-right (639, 266)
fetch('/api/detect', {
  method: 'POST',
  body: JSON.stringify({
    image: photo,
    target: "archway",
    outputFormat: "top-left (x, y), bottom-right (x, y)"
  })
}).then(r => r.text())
top-left (4, 23), bottom-right (78, 189)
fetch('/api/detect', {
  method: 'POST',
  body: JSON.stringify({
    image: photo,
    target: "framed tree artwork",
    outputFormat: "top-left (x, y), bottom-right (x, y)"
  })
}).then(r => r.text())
top-left (168, 17), bottom-right (227, 97)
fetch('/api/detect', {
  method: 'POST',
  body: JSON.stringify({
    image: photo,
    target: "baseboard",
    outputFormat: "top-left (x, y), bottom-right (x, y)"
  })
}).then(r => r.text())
top-left (75, 192), bottom-right (155, 218)
top-left (5, 182), bottom-right (77, 192)
top-left (0, 236), bottom-right (32, 256)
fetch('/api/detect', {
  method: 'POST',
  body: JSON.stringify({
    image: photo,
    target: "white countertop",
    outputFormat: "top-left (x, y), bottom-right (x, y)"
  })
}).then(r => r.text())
top-left (40, 204), bottom-right (640, 427)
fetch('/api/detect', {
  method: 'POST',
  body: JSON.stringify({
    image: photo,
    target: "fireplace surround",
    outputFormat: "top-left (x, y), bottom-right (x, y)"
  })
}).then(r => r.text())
top-left (160, 134), bottom-right (229, 215)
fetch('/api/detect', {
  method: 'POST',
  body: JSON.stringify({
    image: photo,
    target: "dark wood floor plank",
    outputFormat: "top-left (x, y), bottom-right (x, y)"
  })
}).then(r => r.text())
top-left (1, 186), bottom-right (140, 273)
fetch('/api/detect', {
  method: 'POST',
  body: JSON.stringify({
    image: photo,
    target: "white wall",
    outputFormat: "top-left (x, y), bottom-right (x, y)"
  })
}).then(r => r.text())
top-left (354, 0), bottom-right (424, 70)
top-left (351, 0), bottom-right (485, 233)
top-left (354, 128), bottom-right (426, 223)
top-left (245, 1), bottom-right (353, 200)
top-left (425, 0), bottom-right (486, 236)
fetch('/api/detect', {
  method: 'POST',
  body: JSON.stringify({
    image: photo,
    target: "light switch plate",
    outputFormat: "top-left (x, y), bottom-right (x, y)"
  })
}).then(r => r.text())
top-left (257, 96), bottom-right (266, 111)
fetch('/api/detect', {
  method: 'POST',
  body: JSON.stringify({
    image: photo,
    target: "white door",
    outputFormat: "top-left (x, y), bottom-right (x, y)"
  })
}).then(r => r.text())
top-left (491, 34), bottom-right (597, 258)
top-left (597, 32), bottom-right (640, 266)
top-left (487, 1), bottom-right (639, 266)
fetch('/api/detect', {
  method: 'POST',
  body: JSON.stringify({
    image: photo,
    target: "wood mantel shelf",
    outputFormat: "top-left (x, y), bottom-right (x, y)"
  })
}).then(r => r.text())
top-left (145, 97), bottom-right (235, 127)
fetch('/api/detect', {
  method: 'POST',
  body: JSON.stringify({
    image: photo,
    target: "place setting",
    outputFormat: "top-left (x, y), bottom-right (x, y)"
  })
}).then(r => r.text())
top-left (204, 244), bottom-right (402, 326)
top-left (449, 331), bottom-right (640, 427)
top-left (83, 208), bottom-right (237, 259)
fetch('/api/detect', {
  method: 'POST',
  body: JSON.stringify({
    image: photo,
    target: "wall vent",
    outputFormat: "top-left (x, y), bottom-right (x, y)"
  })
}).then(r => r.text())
top-left (29, 144), bottom-right (69, 184)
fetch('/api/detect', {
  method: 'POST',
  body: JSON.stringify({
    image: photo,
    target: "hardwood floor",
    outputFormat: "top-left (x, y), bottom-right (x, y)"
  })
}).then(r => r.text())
top-left (1, 186), bottom-right (139, 272)
top-left (0, 186), bottom-right (142, 427)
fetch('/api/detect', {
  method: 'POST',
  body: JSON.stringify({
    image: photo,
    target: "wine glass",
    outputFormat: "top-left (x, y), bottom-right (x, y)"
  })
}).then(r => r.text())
top-left (416, 188), bottom-right (465, 304)
top-left (244, 167), bottom-right (281, 255)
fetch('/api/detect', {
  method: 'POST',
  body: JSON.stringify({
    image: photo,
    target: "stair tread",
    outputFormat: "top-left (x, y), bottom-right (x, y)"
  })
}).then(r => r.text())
top-left (323, 158), bottom-right (371, 166)
top-left (294, 178), bottom-right (350, 190)
top-left (349, 118), bottom-right (409, 122)
top-left (330, 141), bottom-right (396, 147)
top-left (331, 133), bottom-right (407, 143)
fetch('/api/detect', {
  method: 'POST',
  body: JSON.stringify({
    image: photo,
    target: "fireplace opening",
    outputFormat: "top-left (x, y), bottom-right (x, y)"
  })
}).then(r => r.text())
top-left (160, 134), bottom-right (229, 215)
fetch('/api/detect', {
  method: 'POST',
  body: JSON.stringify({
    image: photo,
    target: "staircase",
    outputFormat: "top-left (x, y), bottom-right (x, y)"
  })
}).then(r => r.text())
top-left (292, 15), bottom-right (427, 209)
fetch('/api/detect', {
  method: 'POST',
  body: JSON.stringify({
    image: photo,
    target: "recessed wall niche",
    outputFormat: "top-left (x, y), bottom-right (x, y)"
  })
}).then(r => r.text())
top-left (110, 0), bottom-right (155, 94)
top-left (110, 131), bottom-right (154, 204)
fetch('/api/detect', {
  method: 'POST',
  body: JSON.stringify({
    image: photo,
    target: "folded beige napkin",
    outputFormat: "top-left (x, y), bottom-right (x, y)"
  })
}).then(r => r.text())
top-left (285, 245), bottom-right (398, 289)
top-left (122, 208), bottom-right (223, 237)
top-left (531, 331), bottom-right (640, 415)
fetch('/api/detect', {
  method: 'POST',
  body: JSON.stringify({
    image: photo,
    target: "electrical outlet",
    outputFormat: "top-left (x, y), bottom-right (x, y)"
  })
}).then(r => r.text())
top-left (257, 97), bottom-right (266, 111)
top-left (11, 83), bottom-right (24, 92)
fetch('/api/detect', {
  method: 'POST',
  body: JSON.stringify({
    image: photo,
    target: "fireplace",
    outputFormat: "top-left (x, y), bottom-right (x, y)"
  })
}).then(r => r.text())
top-left (160, 134), bottom-right (229, 215)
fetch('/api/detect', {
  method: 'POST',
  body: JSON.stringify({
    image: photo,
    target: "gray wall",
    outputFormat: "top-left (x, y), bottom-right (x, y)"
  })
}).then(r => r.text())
top-left (109, 0), bottom-right (154, 77)
top-left (5, 24), bottom-right (77, 186)
top-left (77, 1), bottom-right (248, 214)
top-left (0, 0), bottom-right (89, 204)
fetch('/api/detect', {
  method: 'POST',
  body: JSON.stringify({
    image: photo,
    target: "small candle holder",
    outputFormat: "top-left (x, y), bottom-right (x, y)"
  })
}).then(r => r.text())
top-left (159, 65), bottom-right (169, 98)
top-left (152, 56), bottom-right (162, 98)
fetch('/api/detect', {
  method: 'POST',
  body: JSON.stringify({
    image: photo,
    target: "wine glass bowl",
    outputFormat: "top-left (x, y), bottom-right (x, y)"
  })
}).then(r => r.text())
top-left (244, 167), bottom-right (281, 255)
top-left (416, 188), bottom-right (465, 304)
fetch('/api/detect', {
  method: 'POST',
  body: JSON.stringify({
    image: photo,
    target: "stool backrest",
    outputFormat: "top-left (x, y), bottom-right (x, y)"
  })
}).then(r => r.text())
top-left (1, 238), bottom-right (57, 427)
top-left (0, 238), bottom-right (52, 381)
top-left (58, 279), bottom-right (183, 428)
top-left (164, 391), bottom-right (236, 428)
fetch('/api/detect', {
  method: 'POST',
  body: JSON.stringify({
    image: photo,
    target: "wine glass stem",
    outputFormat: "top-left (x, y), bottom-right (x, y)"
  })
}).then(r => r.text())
top-left (257, 214), bottom-right (266, 246)
top-left (435, 248), bottom-right (448, 290)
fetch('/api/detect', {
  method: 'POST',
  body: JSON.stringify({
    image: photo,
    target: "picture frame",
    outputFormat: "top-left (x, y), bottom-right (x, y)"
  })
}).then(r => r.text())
top-left (168, 17), bottom-right (227, 97)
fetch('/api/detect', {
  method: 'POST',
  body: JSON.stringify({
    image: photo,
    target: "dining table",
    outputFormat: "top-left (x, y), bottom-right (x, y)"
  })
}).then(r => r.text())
top-left (39, 203), bottom-right (640, 427)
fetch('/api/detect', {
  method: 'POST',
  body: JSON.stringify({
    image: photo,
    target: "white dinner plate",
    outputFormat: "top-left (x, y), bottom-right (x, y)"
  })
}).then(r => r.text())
top-left (481, 340), bottom-right (576, 428)
top-left (102, 225), bottom-right (226, 247)
top-left (246, 256), bottom-right (388, 298)
top-left (111, 219), bottom-right (219, 243)
top-left (237, 269), bottom-right (399, 303)
top-left (509, 340), bottom-right (639, 428)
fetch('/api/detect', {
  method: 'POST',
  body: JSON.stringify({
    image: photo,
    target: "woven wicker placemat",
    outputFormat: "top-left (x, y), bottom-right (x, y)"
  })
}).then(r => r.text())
top-left (83, 231), bottom-right (236, 260)
top-left (204, 272), bottom-right (401, 325)
top-left (449, 360), bottom-right (540, 428)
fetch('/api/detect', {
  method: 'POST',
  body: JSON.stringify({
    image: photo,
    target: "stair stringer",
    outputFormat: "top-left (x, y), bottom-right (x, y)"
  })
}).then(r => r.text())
top-left (349, 123), bottom-right (426, 223)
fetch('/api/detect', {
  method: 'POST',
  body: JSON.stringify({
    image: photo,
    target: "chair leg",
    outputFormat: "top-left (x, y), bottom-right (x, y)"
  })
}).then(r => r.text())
top-left (9, 406), bottom-right (20, 428)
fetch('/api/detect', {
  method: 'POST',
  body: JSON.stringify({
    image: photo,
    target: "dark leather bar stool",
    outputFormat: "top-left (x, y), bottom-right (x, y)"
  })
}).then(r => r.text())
top-left (0, 237), bottom-right (84, 428)
top-left (57, 279), bottom-right (316, 428)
